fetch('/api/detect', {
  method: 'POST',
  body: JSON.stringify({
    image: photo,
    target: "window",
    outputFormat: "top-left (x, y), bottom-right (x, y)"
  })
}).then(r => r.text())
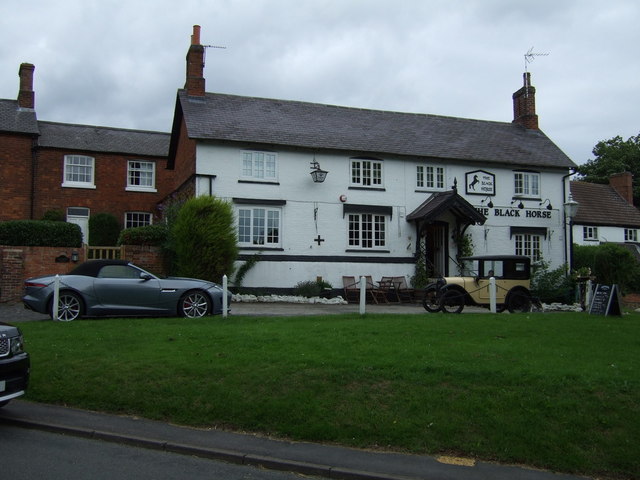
top-left (241, 151), bottom-right (277, 181)
top-left (127, 161), bottom-right (156, 191)
top-left (625, 228), bottom-right (638, 242)
top-left (63, 155), bottom-right (95, 188)
top-left (348, 213), bottom-right (386, 249)
top-left (514, 171), bottom-right (540, 197)
top-left (238, 207), bottom-right (281, 247)
top-left (583, 226), bottom-right (598, 241)
top-left (98, 265), bottom-right (142, 279)
top-left (514, 233), bottom-right (542, 262)
top-left (416, 165), bottom-right (445, 190)
top-left (351, 158), bottom-right (383, 187)
top-left (125, 212), bottom-right (152, 229)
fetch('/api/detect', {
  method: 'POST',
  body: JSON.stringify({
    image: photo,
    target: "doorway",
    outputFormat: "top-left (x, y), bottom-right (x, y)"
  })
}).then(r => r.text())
top-left (423, 222), bottom-right (448, 277)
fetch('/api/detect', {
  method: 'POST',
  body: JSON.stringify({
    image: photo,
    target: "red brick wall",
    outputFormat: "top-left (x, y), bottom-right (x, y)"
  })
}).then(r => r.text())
top-left (0, 245), bottom-right (86, 303)
top-left (0, 132), bottom-right (35, 220)
top-left (124, 245), bottom-right (166, 277)
top-left (32, 148), bottom-right (172, 226)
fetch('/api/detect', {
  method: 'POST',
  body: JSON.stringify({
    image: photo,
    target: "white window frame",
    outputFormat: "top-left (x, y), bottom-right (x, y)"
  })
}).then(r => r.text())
top-left (348, 213), bottom-right (387, 249)
top-left (624, 228), bottom-right (638, 242)
top-left (514, 233), bottom-right (542, 262)
top-left (350, 158), bottom-right (383, 187)
top-left (62, 155), bottom-right (95, 189)
top-left (514, 171), bottom-right (540, 198)
top-left (126, 160), bottom-right (156, 192)
top-left (416, 165), bottom-right (445, 190)
top-left (125, 212), bottom-right (152, 229)
top-left (583, 226), bottom-right (598, 241)
top-left (241, 151), bottom-right (278, 181)
top-left (237, 207), bottom-right (281, 247)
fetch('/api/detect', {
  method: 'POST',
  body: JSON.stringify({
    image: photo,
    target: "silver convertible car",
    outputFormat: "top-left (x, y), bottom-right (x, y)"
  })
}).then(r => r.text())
top-left (23, 260), bottom-right (231, 321)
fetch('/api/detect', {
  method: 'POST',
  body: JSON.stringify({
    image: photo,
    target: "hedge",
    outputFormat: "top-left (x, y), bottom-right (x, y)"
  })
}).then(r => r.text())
top-left (118, 224), bottom-right (168, 246)
top-left (0, 220), bottom-right (82, 247)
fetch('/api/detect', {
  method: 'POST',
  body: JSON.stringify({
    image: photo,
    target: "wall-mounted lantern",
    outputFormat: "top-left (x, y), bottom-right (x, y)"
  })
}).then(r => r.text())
top-left (481, 196), bottom-right (494, 208)
top-left (511, 199), bottom-right (525, 209)
top-left (71, 251), bottom-right (79, 263)
top-left (539, 198), bottom-right (553, 210)
top-left (310, 158), bottom-right (328, 183)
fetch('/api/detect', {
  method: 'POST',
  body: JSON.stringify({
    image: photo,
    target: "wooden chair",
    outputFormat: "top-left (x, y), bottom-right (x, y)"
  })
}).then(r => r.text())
top-left (342, 276), bottom-right (360, 303)
top-left (364, 276), bottom-right (388, 304)
top-left (379, 276), bottom-right (400, 303)
top-left (392, 276), bottom-right (417, 303)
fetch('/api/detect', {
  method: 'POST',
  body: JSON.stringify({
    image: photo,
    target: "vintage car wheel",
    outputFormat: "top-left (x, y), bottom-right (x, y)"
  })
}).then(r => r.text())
top-left (422, 286), bottom-right (441, 313)
top-left (440, 289), bottom-right (464, 314)
top-left (51, 291), bottom-right (83, 321)
top-left (507, 290), bottom-right (532, 313)
top-left (179, 290), bottom-right (211, 318)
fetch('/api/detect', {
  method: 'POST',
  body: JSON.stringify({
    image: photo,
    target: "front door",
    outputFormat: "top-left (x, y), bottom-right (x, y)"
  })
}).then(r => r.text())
top-left (423, 222), bottom-right (448, 277)
top-left (67, 207), bottom-right (89, 244)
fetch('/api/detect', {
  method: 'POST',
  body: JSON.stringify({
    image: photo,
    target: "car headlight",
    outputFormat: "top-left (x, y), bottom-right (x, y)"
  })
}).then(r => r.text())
top-left (10, 335), bottom-right (25, 355)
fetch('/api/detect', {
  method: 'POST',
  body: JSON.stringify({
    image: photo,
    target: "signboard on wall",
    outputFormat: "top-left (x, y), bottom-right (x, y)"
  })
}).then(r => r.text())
top-left (465, 170), bottom-right (495, 196)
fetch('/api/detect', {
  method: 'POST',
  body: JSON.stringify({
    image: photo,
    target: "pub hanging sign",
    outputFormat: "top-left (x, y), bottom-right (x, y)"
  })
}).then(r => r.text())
top-left (465, 170), bottom-right (495, 196)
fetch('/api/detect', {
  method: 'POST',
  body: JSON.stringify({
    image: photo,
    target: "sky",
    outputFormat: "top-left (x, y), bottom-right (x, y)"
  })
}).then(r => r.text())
top-left (1, 0), bottom-right (638, 165)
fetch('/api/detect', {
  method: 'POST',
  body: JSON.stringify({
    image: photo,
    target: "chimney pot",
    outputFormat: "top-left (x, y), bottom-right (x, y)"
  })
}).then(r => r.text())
top-left (191, 25), bottom-right (201, 46)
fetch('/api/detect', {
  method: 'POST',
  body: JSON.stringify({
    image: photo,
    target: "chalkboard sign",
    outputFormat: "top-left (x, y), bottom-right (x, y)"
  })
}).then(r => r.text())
top-left (589, 284), bottom-right (622, 316)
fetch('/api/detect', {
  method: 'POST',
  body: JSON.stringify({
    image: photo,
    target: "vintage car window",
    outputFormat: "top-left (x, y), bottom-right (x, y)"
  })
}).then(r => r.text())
top-left (481, 260), bottom-right (503, 277)
top-left (98, 265), bottom-right (141, 279)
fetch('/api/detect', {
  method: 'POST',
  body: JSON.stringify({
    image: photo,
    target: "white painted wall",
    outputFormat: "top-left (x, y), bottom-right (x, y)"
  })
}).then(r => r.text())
top-left (194, 143), bottom-right (571, 290)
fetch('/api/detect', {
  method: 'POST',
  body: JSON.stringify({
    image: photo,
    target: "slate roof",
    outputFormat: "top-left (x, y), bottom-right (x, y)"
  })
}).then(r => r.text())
top-left (38, 121), bottom-right (170, 157)
top-left (570, 181), bottom-right (640, 228)
top-left (176, 90), bottom-right (576, 169)
top-left (0, 99), bottom-right (39, 134)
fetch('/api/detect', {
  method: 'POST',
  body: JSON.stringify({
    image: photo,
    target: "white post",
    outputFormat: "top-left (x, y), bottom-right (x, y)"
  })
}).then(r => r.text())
top-left (489, 276), bottom-right (497, 313)
top-left (359, 275), bottom-right (366, 315)
top-left (53, 274), bottom-right (60, 321)
top-left (585, 279), bottom-right (592, 310)
top-left (222, 274), bottom-right (228, 318)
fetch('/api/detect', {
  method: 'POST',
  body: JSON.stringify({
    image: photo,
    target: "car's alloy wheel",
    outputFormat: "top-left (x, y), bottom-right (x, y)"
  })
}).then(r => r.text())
top-left (440, 289), bottom-right (464, 314)
top-left (54, 292), bottom-right (82, 321)
top-left (422, 286), bottom-right (441, 313)
top-left (179, 291), bottom-right (211, 318)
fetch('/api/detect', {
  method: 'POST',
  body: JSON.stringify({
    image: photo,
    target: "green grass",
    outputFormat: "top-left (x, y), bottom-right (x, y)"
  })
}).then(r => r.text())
top-left (19, 312), bottom-right (640, 479)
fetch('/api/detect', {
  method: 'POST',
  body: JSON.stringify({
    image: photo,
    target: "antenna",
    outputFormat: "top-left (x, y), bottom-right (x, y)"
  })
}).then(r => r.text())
top-left (524, 47), bottom-right (549, 72)
top-left (202, 44), bottom-right (227, 65)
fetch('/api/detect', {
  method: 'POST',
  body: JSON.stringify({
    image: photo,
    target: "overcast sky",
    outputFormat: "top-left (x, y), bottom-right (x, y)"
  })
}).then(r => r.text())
top-left (1, 0), bottom-right (638, 165)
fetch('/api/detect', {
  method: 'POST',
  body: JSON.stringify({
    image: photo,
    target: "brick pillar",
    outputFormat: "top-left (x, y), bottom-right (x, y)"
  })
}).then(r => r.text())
top-left (0, 248), bottom-right (24, 303)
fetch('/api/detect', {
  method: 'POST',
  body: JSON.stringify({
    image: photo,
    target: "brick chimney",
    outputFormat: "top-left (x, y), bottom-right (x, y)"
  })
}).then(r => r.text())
top-left (18, 63), bottom-right (35, 109)
top-left (185, 25), bottom-right (205, 97)
top-left (512, 72), bottom-right (539, 130)
top-left (609, 171), bottom-right (634, 205)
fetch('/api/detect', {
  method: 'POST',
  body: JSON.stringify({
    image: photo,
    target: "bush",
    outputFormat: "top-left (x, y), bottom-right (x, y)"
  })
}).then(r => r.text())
top-left (531, 261), bottom-right (575, 304)
top-left (294, 279), bottom-right (333, 297)
top-left (0, 220), bottom-right (82, 247)
top-left (573, 243), bottom-right (640, 293)
top-left (89, 213), bottom-right (120, 246)
top-left (172, 196), bottom-right (238, 283)
top-left (118, 224), bottom-right (168, 246)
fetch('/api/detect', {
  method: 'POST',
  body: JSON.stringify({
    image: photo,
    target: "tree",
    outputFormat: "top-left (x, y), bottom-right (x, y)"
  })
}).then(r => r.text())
top-left (576, 133), bottom-right (640, 204)
top-left (171, 196), bottom-right (238, 283)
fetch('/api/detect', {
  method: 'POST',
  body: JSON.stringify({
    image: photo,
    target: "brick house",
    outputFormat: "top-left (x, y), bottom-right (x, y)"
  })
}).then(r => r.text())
top-left (0, 63), bottom-right (171, 243)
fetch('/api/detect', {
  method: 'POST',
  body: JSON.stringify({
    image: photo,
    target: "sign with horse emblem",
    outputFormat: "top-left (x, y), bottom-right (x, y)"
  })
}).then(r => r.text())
top-left (465, 170), bottom-right (495, 196)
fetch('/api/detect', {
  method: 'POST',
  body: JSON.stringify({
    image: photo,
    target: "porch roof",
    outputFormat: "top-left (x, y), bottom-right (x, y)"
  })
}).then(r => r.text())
top-left (407, 190), bottom-right (486, 225)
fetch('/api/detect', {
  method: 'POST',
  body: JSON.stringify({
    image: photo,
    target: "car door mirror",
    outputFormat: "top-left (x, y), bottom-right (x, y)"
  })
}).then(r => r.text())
top-left (140, 273), bottom-right (153, 281)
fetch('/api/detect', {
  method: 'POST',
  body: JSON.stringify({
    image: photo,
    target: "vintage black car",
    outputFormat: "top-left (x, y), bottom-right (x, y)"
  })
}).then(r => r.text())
top-left (0, 322), bottom-right (30, 407)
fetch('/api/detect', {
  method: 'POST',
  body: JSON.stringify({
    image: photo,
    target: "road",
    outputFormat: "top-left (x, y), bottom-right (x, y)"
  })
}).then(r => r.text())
top-left (0, 424), bottom-right (315, 480)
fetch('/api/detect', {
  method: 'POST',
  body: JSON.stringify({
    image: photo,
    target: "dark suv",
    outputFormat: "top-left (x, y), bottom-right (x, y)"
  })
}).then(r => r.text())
top-left (0, 322), bottom-right (30, 407)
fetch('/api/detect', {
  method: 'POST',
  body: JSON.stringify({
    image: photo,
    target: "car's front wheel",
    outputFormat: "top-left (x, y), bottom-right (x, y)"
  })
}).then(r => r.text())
top-left (422, 286), bottom-right (441, 313)
top-left (179, 290), bottom-right (211, 318)
top-left (51, 291), bottom-right (83, 321)
top-left (441, 289), bottom-right (465, 314)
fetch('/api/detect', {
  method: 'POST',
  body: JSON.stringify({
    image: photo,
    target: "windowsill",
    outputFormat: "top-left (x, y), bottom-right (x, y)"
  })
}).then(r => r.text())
top-left (348, 186), bottom-right (386, 191)
top-left (239, 246), bottom-right (284, 251)
top-left (126, 186), bottom-right (158, 193)
top-left (238, 179), bottom-right (280, 185)
top-left (345, 249), bottom-right (390, 253)
top-left (61, 183), bottom-right (96, 189)
top-left (512, 196), bottom-right (541, 201)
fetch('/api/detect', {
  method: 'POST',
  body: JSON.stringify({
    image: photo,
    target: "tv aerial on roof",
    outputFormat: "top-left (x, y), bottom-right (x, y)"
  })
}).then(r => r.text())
top-left (524, 47), bottom-right (549, 72)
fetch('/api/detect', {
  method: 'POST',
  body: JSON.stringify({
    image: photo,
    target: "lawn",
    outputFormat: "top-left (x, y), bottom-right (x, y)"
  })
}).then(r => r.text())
top-left (18, 311), bottom-right (640, 479)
